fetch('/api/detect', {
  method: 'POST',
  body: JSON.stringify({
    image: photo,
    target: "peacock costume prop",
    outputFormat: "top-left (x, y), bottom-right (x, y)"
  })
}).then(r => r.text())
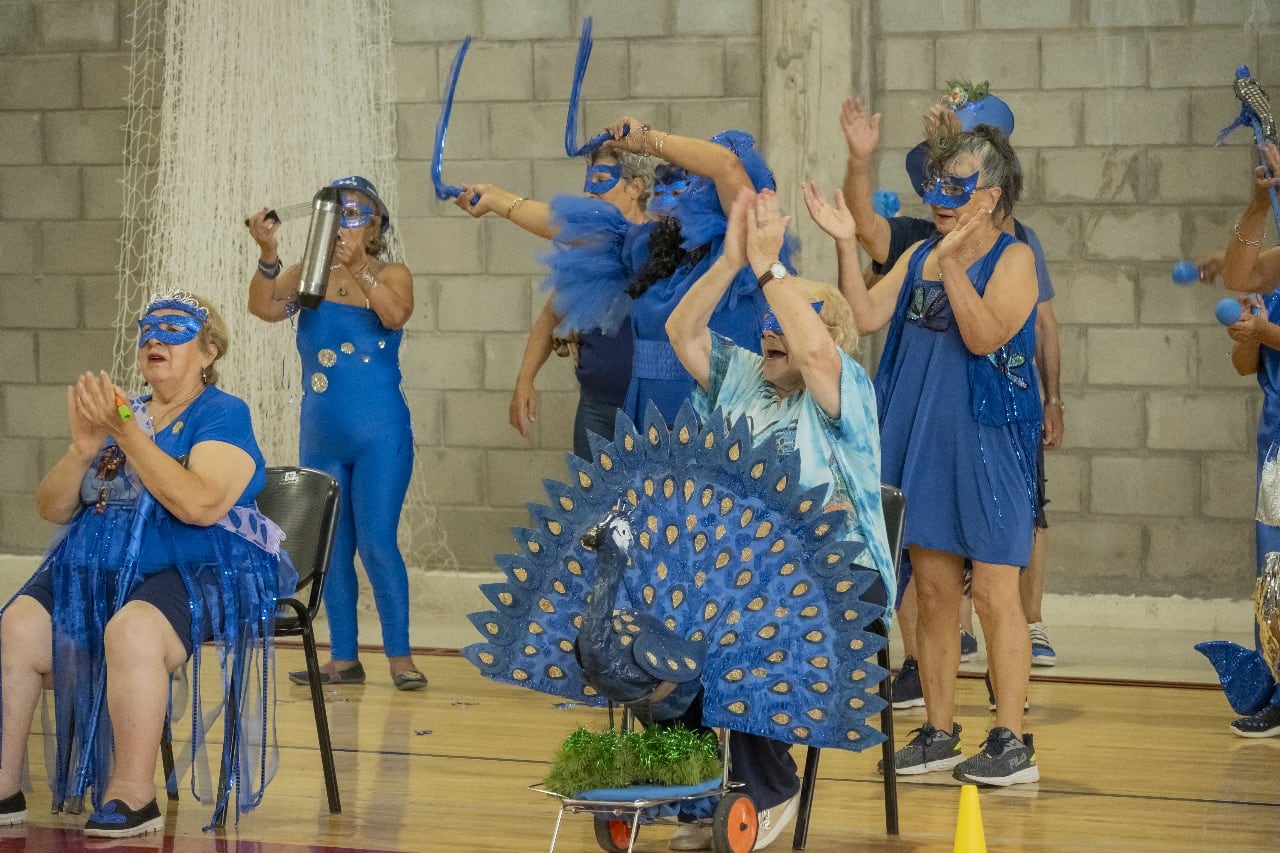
top-left (464, 402), bottom-right (890, 752)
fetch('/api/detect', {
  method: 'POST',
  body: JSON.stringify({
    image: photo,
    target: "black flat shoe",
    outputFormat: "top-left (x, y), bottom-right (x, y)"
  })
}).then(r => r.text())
top-left (289, 660), bottom-right (366, 685)
top-left (84, 799), bottom-right (163, 838)
top-left (0, 791), bottom-right (26, 827)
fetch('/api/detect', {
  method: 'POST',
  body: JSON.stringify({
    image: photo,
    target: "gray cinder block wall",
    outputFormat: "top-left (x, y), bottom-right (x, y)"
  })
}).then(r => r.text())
top-left (1, 0), bottom-right (1277, 603)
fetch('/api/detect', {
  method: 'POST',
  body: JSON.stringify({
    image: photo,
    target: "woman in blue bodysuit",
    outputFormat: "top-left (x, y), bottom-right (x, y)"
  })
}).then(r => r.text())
top-left (247, 176), bottom-right (426, 691)
top-left (0, 293), bottom-right (290, 836)
top-left (833, 120), bottom-right (1043, 786)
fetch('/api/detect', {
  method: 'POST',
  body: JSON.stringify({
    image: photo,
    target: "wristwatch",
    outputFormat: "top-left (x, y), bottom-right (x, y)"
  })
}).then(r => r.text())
top-left (757, 261), bottom-right (788, 289)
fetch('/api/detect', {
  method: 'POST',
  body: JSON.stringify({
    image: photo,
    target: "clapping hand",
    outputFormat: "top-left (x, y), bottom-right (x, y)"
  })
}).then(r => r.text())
top-left (802, 182), bottom-right (856, 242)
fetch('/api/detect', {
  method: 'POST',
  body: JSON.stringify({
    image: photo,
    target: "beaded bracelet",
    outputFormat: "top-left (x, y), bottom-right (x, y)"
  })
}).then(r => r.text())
top-left (1046, 397), bottom-right (1065, 411)
top-left (258, 257), bottom-right (283, 280)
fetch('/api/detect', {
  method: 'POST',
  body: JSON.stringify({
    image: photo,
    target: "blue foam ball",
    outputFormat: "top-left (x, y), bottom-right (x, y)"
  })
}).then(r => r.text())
top-left (1172, 261), bottom-right (1199, 285)
top-left (1216, 298), bottom-right (1243, 325)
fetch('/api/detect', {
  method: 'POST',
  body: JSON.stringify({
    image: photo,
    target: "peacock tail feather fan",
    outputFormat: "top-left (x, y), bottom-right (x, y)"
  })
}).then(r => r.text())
top-left (462, 401), bottom-right (889, 751)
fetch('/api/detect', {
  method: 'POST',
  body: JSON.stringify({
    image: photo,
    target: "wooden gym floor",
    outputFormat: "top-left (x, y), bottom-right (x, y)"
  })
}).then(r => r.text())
top-left (2, 646), bottom-right (1277, 853)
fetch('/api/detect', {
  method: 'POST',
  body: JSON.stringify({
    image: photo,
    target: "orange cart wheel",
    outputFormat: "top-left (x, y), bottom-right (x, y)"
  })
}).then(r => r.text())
top-left (594, 817), bottom-right (632, 853)
top-left (712, 792), bottom-right (757, 853)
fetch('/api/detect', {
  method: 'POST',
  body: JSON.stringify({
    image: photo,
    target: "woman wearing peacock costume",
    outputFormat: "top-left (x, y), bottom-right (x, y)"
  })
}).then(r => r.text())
top-left (1198, 137), bottom-right (1280, 737)
top-left (832, 113), bottom-right (1043, 787)
top-left (541, 116), bottom-right (796, 431)
top-left (0, 293), bottom-right (293, 837)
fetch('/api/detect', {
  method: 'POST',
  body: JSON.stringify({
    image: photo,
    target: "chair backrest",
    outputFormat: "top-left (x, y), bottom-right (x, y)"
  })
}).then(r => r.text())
top-left (880, 484), bottom-right (907, 578)
top-left (256, 466), bottom-right (340, 615)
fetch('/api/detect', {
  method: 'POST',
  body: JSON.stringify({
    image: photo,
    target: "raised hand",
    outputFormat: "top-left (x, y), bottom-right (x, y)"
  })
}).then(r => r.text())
top-left (246, 209), bottom-right (280, 255)
top-left (746, 190), bottom-right (790, 275)
top-left (839, 96), bottom-right (880, 162)
top-left (802, 181), bottom-right (856, 242)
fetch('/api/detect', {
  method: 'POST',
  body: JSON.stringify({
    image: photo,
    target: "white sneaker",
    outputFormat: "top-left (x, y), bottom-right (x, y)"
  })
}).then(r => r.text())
top-left (752, 791), bottom-right (800, 850)
top-left (669, 821), bottom-right (713, 851)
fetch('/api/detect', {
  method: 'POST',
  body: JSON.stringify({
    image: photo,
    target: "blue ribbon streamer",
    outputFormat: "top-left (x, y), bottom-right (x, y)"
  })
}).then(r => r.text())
top-left (432, 35), bottom-right (472, 200)
top-left (563, 18), bottom-right (621, 157)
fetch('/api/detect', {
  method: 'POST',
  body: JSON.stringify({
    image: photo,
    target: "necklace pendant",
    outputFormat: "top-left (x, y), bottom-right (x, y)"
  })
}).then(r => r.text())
top-left (338, 286), bottom-right (347, 297)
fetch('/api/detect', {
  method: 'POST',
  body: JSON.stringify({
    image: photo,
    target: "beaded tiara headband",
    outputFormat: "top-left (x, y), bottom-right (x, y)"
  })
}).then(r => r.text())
top-left (144, 290), bottom-right (209, 318)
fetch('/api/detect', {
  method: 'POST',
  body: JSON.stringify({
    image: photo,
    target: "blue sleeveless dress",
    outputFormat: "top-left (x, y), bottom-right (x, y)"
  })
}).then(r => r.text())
top-left (875, 233), bottom-right (1041, 567)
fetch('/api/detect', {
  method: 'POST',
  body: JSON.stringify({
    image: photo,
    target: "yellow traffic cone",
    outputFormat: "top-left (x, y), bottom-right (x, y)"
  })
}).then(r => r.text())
top-left (953, 783), bottom-right (987, 853)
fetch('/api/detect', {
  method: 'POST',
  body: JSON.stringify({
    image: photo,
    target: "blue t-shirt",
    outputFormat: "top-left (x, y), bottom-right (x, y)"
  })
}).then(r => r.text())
top-left (693, 333), bottom-right (895, 608)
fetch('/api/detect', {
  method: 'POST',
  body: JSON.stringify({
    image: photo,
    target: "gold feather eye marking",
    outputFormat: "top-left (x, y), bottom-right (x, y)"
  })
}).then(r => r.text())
top-left (740, 547), bottom-right (755, 562)
top-left (750, 462), bottom-right (765, 479)
top-left (643, 478), bottom-right (655, 497)
top-left (583, 685), bottom-right (598, 696)
top-left (663, 477), bottom-right (675, 499)
top-left (647, 515), bottom-right (659, 532)
top-left (528, 541), bottom-right (542, 554)
top-left (694, 532), bottom-right (708, 552)
top-left (800, 605), bottom-right (819, 618)
top-left (512, 567), bottom-right (528, 582)
top-left (691, 630), bottom-right (705, 641)
top-left (812, 682), bottom-right (829, 693)
top-left (780, 562), bottom-right (797, 575)
top-left (850, 639), bottom-right (864, 651)
top-left (825, 553), bottom-right (841, 566)
top-left (766, 650), bottom-right (786, 663)
top-left (720, 632), bottom-right (738, 645)
top-left (851, 668), bottom-right (866, 680)
top-left (843, 609), bottom-right (858, 621)
top-left (735, 569), bottom-right (753, 587)
top-left (524, 644), bottom-right (538, 656)
top-left (793, 726), bottom-right (811, 739)
top-left (558, 496), bottom-right (574, 512)
top-left (667, 658), bottom-right (681, 671)
top-left (804, 630), bottom-right (825, 643)
top-left (619, 634), bottom-right (632, 646)
top-left (726, 611), bottom-right (741, 625)
top-left (806, 709), bottom-right (825, 721)
top-left (639, 531), bottom-right (651, 548)
top-left (577, 471), bottom-right (592, 488)
top-left (774, 474), bottom-right (788, 492)
top-left (664, 616), bottom-right (677, 630)
top-left (665, 525), bottom-right (678, 545)
top-left (498, 592), bottom-right (513, 606)
top-left (716, 552), bottom-right (730, 570)
top-left (757, 625), bottom-right (777, 640)
top-left (538, 598), bottom-right (555, 613)
top-left (683, 479), bottom-right (695, 501)
top-left (623, 434), bottom-right (635, 451)
top-left (715, 524), bottom-right (726, 540)
top-left (529, 621), bottom-right (545, 634)
top-left (750, 667), bottom-right (767, 677)
top-left (644, 651), bottom-right (659, 666)
top-left (695, 570), bottom-right (707, 587)
top-left (656, 561), bottom-right (669, 580)
top-left (671, 589), bottom-right (685, 607)
top-left (727, 701), bottom-right (747, 714)
top-left (678, 424), bottom-right (691, 444)
top-left (771, 683), bottom-right (791, 694)
top-left (754, 520), bottom-right (773, 538)
top-left (835, 580), bottom-right (853, 592)
top-left (810, 656), bottom-right (829, 668)
top-left (626, 487), bottom-right (638, 505)
top-left (798, 498), bottom-right (813, 512)
top-left (566, 559), bottom-right (582, 576)
top-left (682, 656), bottom-right (697, 669)
top-left (747, 596), bottom-right (765, 611)
top-left (774, 605), bottom-right (789, 618)
top-left (791, 581), bottom-right (810, 596)
top-left (552, 580), bottom-right (567, 594)
top-left (478, 652), bottom-right (495, 665)
top-left (703, 602), bottom-right (719, 620)
top-left (685, 514), bottom-right (697, 532)
top-left (728, 441), bottom-right (741, 461)
top-left (770, 539), bottom-right (785, 553)
top-left (570, 615), bottom-right (581, 629)
top-left (558, 640), bottom-right (574, 652)
top-left (647, 424), bottom-right (660, 445)
top-left (484, 621), bottom-right (500, 636)
top-left (599, 452), bottom-right (614, 470)
top-left (701, 486), bottom-right (714, 507)
top-left (547, 665), bottom-right (564, 678)
top-left (513, 669), bottom-right (529, 681)
top-left (740, 507), bottom-right (754, 527)
top-left (546, 520), bottom-right (562, 535)
top-left (814, 523), bottom-right (830, 537)
top-left (771, 712), bottom-right (791, 724)
top-left (848, 697), bottom-right (864, 710)
top-left (643, 586), bottom-right (656, 604)
top-left (720, 496), bottom-right (734, 514)
top-left (703, 431), bottom-right (716, 449)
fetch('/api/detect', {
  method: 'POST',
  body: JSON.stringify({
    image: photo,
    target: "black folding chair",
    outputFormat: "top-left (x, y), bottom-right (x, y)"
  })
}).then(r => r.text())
top-left (161, 465), bottom-right (342, 821)
top-left (792, 484), bottom-right (906, 848)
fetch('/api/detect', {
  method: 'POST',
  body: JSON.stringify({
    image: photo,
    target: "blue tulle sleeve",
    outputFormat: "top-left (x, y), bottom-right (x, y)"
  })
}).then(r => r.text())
top-left (540, 195), bottom-right (655, 337)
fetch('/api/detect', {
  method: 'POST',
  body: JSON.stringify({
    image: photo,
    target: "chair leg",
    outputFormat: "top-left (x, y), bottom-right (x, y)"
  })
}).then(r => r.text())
top-left (876, 622), bottom-right (899, 835)
top-left (791, 746), bottom-right (821, 850)
top-left (297, 609), bottom-right (341, 814)
top-left (160, 711), bottom-right (179, 802)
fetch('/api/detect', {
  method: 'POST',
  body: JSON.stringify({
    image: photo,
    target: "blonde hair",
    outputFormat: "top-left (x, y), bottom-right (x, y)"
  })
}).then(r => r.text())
top-left (790, 278), bottom-right (858, 355)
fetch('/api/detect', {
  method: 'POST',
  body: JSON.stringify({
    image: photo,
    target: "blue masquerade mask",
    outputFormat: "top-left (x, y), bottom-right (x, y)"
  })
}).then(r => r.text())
top-left (584, 163), bottom-right (623, 195)
top-left (339, 200), bottom-right (375, 229)
top-left (922, 169), bottom-right (982, 208)
top-left (648, 178), bottom-right (688, 217)
top-left (138, 311), bottom-right (204, 347)
top-left (762, 301), bottom-right (825, 335)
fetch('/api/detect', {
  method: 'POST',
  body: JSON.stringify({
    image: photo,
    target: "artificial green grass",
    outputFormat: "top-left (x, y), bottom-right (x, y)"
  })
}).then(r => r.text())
top-left (544, 725), bottom-right (721, 795)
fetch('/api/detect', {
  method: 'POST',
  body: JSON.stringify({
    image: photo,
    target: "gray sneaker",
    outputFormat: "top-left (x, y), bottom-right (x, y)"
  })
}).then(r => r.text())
top-left (952, 727), bottom-right (1039, 786)
top-left (878, 722), bottom-right (963, 775)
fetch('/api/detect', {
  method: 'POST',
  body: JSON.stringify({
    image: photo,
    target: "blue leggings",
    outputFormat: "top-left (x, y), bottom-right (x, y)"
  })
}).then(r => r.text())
top-left (302, 396), bottom-right (414, 661)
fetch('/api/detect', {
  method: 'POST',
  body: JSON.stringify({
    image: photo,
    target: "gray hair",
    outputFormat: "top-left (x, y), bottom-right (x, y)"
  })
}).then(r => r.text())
top-left (589, 148), bottom-right (656, 209)
top-left (933, 125), bottom-right (1022, 220)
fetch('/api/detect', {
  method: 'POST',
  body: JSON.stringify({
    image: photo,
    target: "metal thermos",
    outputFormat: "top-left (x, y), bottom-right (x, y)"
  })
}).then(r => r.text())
top-left (297, 185), bottom-right (342, 310)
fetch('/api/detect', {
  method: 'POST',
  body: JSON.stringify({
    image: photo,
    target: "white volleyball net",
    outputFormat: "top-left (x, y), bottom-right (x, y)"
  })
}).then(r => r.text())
top-left (115, 1), bottom-right (456, 580)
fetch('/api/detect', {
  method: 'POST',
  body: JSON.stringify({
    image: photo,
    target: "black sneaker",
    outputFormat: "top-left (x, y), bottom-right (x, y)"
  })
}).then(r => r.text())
top-left (960, 630), bottom-right (978, 662)
top-left (878, 722), bottom-right (963, 775)
top-left (83, 799), bottom-right (163, 838)
top-left (952, 727), bottom-right (1039, 786)
top-left (891, 657), bottom-right (925, 709)
top-left (1230, 704), bottom-right (1280, 738)
top-left (0, 791), bottom-right (26, 827)
top-left (983, 671), bottom-right (1029, 713)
